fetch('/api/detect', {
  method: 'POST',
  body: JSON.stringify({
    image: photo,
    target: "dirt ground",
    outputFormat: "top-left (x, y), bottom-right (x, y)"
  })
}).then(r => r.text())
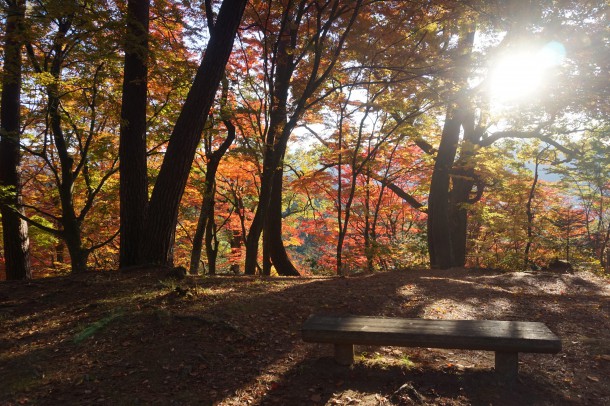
top-left (0, 267), bottom-right (608, 405)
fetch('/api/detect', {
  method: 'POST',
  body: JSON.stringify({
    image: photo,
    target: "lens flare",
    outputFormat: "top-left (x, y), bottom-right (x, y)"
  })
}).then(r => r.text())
top-left (490, 41), bottom-right (566, 105)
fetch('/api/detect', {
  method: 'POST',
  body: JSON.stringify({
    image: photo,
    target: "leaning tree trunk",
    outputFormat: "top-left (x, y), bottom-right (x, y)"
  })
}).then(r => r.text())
top-left (0, 0), bottom-right (31, 280)
top-left (119, 0), bottom-right (150, 268)
top-left (190, 191), bottom-right (210, 274)
top-left (140, 0), bottom-right (247, 265)
top-left (244, 21), bottom-right (294, 275)
top-left (189, 122), bottom-right (235, 274)
top-left (244, 162), bottom-right (271, 275)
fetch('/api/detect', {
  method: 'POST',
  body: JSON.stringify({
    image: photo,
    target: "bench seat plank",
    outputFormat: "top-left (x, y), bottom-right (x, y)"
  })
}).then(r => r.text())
top-left (302, 315), bottom-right (561, 353)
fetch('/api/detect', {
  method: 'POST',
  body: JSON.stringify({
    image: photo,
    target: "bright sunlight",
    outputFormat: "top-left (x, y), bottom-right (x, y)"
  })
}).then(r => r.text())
top-left (490, 41), bottom-right (566, 104)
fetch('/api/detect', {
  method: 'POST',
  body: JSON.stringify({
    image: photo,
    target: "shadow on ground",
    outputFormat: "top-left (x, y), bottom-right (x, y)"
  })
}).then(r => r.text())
top-left (0, 268), bottom-right (608, 405)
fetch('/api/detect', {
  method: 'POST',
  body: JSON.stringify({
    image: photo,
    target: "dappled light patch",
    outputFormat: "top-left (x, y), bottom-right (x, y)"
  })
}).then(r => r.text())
top-left (421, 298), bottom-right (480, 320)
top-left (0, 268), bottom-right (608, 405)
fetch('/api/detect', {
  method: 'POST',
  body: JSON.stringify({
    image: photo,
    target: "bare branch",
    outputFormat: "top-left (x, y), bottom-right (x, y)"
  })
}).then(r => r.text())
top-left (87, 228), bottom-right (120, 252)
top-left (479, 130), bottom-right (575, 157)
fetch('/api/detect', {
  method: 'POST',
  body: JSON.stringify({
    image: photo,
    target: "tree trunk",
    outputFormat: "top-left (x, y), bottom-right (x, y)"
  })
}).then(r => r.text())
top-left (524, 150), bottom-right (542, 269)
top-left (63, 225), bottom-right (89, 273)
top-left (229, 229), bottom-right (241, 274)
top-left (268, 158), bottom-right (300, 276)
top-left (244, 20), bottom-right (294, 275)
top-left (205, 198), bottom-right (218, 275)
top-left (189, 122), bottom-right (235, 275)
top-left (244, 1), bottom-right (361, 276)
top-left (448, 177), bottom-right (473, 267)
top-left (262, 228), bottom-right (272, 276)
top-left (48, 84), bottom-right (89, 273)
top-left (427, 108), bottom-right (461, 269)
top-left (0, 0), bottom-right (31, 280)
top-left (46, 20), bottom-right (89, 273)
top-left (55, 243), bottom-right (64, 265)
top-left (119, 0), bottom-right (150, 268)
top-left (189, 198), bottom-right (208, 274)
top-left (140, 0), bottom-right (247, 265)
top-left (426, 28), bottom-right (475, 269)
top-left (364, 170), bottom-right (373, 272)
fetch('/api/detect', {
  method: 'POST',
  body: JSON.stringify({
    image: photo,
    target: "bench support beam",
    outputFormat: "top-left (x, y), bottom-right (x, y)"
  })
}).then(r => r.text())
top-left (334, 344), bottom-right (354, 365)
top-left (494, 351), bottom-right (518, 383)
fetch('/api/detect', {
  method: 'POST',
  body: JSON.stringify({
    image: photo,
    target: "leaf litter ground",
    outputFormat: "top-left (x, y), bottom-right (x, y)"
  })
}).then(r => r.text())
top-left (0, 268), bottom-right (608, 405)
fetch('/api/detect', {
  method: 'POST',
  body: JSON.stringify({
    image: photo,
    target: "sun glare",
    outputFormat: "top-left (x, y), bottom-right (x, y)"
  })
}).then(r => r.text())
top-left (490, 41), bottom-right (566, 105)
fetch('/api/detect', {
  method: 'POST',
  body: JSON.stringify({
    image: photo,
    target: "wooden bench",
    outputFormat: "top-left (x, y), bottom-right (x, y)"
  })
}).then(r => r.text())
top-left (301, 315), bottom-right (561, 382)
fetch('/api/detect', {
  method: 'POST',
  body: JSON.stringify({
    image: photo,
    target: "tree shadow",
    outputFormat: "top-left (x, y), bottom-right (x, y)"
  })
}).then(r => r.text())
top-left (258, 355), bottom-right (579, 405)
top-left (1, 268), bottom-right (607, 404)
top-left (0, 271), bottom-right (416, 404)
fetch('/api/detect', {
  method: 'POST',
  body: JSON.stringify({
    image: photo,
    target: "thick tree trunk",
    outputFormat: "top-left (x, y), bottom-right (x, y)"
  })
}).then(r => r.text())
top-left (63, 224), bottom-right (89, 273)
top-left (267, 159), bottom-right (300, 276)
top-left (448, 107), bottom-right (480, 268)
top-left (448, 174), bottom-right (474, 267)
top-left (427, 108), bottom-right (461, 269)
top-left (140, 0), bottom-right (247, 265)
top-left (426, 28), bottom-right (475, 269)
top-left (0, 0), bottom-right (31, 280)
top-left (119, 0), bottom-right (150, 268)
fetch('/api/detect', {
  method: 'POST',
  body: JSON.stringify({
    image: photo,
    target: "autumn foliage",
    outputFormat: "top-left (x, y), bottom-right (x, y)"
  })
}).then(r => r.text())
top-left (1, 0), bottom-right (609, 279)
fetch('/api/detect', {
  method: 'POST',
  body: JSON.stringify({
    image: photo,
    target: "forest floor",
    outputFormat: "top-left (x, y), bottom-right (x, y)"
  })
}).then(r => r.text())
top-left (0, 267), bottom-right (609, 405)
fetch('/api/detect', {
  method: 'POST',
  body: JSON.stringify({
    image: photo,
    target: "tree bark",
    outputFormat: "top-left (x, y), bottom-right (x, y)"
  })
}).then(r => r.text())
top-left (229, 229), bottom-right (241, 274)
top-left (447, 109), bottom-right (479, 267)
top-left (44, 14), bottom-right (90, 273)
top-left (139, 0), bottom-right (247, 265)
top-left (48, 76), bottom-right (90, 272)
top-left (244, 0), bottom-right (362, 275)
top-left (427, 107), bottom-right (461, 269)
top-left (205, 188), bottom-right (218, 275)
top-left (119, 0), bottom-right (150, 268)
top-left (524, 149), bottom-right (543, 269)
top-left (267, 156), bottom-right (300, 276)
top-left (189, 121), bottom-right (235, 275)
top-left (426, 28), bottom-right (475, 269)
top-left (244, 16), bottom-right (294, 275)
top-left (0, 0), bottom-right (31, 280)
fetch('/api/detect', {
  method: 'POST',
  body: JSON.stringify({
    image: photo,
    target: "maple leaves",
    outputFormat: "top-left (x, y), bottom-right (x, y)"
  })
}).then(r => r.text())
top-left (1, 0), bottom-right (609, 278)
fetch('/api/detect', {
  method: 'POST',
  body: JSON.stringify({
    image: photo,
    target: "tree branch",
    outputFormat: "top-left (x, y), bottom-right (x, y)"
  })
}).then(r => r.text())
top-left (479, 130), bottom-right (575, 157)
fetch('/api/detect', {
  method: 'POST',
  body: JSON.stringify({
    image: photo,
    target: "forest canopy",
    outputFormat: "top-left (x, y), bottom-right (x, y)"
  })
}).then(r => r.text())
top-left (1, 0), bottom-right (609, 279)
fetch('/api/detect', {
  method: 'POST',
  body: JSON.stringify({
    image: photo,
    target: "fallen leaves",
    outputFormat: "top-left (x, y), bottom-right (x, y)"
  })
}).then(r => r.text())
top-left (1, 268), bottom-right (609, 406)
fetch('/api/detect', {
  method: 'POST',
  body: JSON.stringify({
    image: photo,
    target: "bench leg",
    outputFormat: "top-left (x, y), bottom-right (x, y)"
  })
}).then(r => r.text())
top-left (334, 344), bottom-right (354, 365)
top-left (494, 351), bottom-right (518, 384)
